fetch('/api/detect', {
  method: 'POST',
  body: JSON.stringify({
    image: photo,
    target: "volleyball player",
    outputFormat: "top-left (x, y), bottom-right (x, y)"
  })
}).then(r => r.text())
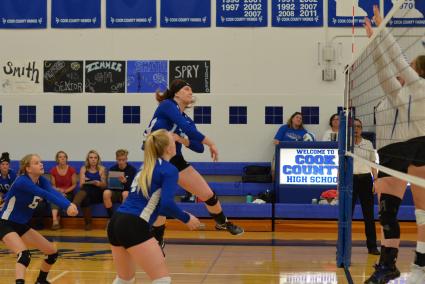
top-left (143, 79), bottom-right (244, 250)
top-left (107, 130), bottom-right (200, 284)
top-left (363, 5), bottom-right (425, 283)
top-left (0, 154), bottom-right (78, 284)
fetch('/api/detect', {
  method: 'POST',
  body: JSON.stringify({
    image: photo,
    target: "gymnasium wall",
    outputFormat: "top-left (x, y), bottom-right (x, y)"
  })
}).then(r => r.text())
top-left (0, 0), bottom-right (365, 162)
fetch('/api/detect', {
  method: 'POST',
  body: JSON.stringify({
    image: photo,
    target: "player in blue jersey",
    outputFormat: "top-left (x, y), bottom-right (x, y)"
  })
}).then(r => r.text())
top-left (108, 129), bottom-right (200, 284)
top-left (143, 79), bottom-right (244, 250)
top-left (0, 152), bottom-right (17, 206)
top-left (0, 154), bottom-right (78, 284)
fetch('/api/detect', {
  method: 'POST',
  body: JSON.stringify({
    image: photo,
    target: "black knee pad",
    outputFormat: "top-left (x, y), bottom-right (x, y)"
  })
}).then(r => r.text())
top-left (17, 250), bottom-right (31, 267)
top-left (379, 193), bottom-right (401, 239)
top-left (44, 252), bottom-right (59, 265)
top-left (204, 192), bottom-right (218, 206)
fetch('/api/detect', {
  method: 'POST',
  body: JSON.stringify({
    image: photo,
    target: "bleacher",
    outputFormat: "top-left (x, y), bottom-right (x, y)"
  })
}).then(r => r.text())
top-left (9, 160), bottom-right (416, 223)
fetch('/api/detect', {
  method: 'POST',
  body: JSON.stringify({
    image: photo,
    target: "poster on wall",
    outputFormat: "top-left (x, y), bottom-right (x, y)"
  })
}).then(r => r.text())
top-left (0, 0), bottom-right (47, 29)
top-left (161, 0), bottom-right (211, 27)
top-left (52, 0), bottom-right (101, 28)
top-left (279, 148), bottom-right (339, 185)
top-left (272, 0), bottom-right (323, 27)
top-left (384, 0), bottom-right (425, 27)
top-left (328, 0), bottom-right (379, 27)
top-left (127, 60), bottom-right (168, 93)
top-left (44, 61), bottom-right (84, 93)
top-left (106, 0), bottom-right (156, 28)
top-left (85, 61), bottom-right (126, 93)
top-left (0, 60), bottom-right (43, 93)
top-left (216, 0), bottom-right (267, 27)
top-left (169, 61), bottom-right (210, 93)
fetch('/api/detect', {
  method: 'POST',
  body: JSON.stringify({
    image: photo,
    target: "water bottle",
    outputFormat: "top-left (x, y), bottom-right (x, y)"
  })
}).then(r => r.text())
top-left (246, 193), bottom-right (253, 203)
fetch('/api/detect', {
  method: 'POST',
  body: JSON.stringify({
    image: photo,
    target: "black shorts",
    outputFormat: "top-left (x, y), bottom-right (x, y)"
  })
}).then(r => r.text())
top-left (405, 136), bottom-right (425, 167)
top-left (0, 219), bottom-right (31, 240)
top-left (170, 154), bottom-right (191, 172)
top-left (377, 137), bottom-right (425, 178)
top-left (107, 212), bottom-right (153, 249)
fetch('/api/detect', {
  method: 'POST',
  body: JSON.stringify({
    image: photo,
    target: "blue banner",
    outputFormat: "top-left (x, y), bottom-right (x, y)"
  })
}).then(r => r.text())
top-left (107, 0), bottom-right (156, 28)
top-left (127, 60), bottom-right (168, 93)
top-left (52, 0), bottom-right (101, 28)
top-left (272, 0), bottom-right (323, 27)
top-left (384, 0), bottom-right (425, 27)
top-left (161, 0), bottom-right (211, 28)
top-left (0, 0), bottom-right (46, 29)
top-left (217, 0), bottom-right (267, 27)
top-left (328, 0), bottom-right (379, 27)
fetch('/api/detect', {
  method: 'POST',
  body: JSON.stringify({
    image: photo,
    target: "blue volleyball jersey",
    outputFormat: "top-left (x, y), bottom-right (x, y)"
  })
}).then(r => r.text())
top-left (117, 159), bottom-right (190, 225)
top-left (143, 99), bottom-right (205, 154)
top-left (274, 125), bottom-right (308, 142)
top-left (0, 170), bottom-right (17, 194)
top-left (84, 170), bottom-right (101, 182)
top-left (0, 175), bottom-right (71, 224)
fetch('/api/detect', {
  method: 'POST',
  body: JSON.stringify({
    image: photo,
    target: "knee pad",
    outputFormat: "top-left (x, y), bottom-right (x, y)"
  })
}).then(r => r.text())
top-left (152, 276), bottom-right (172, 284)
top-left (379, 193), bottom-right (402, 239)
top-left (416, 209), bottom-right (425, 226)
top-left (112, 277), bottom-right (135, 284)
top-left (17, 250), bottom-right (31, 267)
top-left (204, 192), bottom-right (218, 206)
top-left (44, 252), bottom-right (58, 265)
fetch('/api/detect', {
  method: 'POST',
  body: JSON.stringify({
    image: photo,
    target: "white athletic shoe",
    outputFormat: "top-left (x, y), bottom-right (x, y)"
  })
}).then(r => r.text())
top-left (406, 264), bottom-right (425, 284)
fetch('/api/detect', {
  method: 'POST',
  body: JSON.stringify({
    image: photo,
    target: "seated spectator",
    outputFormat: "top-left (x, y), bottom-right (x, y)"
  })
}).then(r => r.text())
top-left (50, 151), bottom-right (77, 230)
top-left (322, 113), bottom-right (339, 141)
top-left (0, 152), bottom-right (16, 207)
top-left (73, 150), bottom-right (107, 230)
top-left (273, 112), bottom-right (308, 144)
top-left (103, 149), bottom-right (137, 219)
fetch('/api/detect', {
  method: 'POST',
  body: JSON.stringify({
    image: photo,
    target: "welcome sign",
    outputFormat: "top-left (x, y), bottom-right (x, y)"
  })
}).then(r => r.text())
top-left (279, 148), bottom-right (339, 185)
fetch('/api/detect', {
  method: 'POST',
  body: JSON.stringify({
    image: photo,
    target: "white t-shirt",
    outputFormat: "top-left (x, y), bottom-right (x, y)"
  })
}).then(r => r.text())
top-left (353, 138), bottom-right (376, 174)
top-left (321, 129), bottom-right (338, 141)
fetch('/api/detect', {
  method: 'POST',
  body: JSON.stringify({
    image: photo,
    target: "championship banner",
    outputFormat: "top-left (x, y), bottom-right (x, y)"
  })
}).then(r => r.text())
top-left (279, 148), bottom-right (339, 185)
top-left (52, 0), bottom-right (101, 28)
top-left (127, 60), bottom-right (168, 93)
top-left (217, 0), bottom-right (267, 27)
top-left (0, 60), bottom-right (43, 93)
top-left (384, 0), bottom-right (425, 27)
top-left (0, 0), bottom-right (46, 29)
top-left (106, 0), bottom-right (156, 28)
top-left (328, 0), bottom-right (379, 27)
top-left (272, 0), bottom-right (323, 27)
top-left (161, 0), bottom-right (211, 27)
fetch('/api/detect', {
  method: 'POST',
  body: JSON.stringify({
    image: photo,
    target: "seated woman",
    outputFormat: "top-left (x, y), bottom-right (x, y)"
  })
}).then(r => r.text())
top-left (0, 152), bottom-right (17, 206)
top-left (273, 112), bottom-right (308, 144)
top-left (322, 113), bottom-right (339, 141)
top-left (49, 151), bottom-right (77, 230)
top-left (73, 150), bottom-right (107, 230)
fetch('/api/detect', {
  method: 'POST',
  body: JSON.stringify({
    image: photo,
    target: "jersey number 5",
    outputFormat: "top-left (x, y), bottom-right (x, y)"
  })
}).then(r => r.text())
top-left (28, 196), bottom-right (42, 209)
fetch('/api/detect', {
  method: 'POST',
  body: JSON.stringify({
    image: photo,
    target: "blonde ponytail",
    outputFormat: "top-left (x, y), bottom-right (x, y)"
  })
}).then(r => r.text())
top-left (138, 129), bottom-right (170, 198)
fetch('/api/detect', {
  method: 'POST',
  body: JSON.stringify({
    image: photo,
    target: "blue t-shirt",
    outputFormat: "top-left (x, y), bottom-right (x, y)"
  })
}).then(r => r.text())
top-left (143, 99), bottom-right (205, 155)
top-left (118, 159), bottom-right (190, 225)
top-left (0, 175), bottom-right (71, 224)
top-left (274, 125), bottom-right (307, 142)
top-left (0, 170), bottom-right (17, 194)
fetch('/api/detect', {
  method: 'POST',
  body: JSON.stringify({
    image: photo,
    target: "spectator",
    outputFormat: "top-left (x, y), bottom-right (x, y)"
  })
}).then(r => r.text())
top-left (273, 112), bottom-right (308, 144)
top-left (322, 113), bottom-right (339, 141)
top-left (73, 150), bottom-right (107, 230)
top-left (103, 149), bottom-right (137, 219)
top-left (50, 151), bottom-right (77, 230)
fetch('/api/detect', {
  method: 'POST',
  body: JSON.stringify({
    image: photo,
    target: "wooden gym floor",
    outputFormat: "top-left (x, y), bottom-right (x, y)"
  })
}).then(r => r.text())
top-left (0, 220), bottom-right (418, 283)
